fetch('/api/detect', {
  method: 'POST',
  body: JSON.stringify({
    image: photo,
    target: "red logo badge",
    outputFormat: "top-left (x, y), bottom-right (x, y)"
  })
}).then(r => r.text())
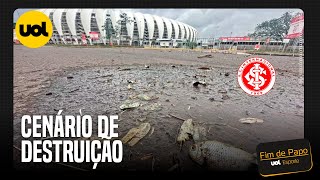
top-left (238, 57), bottom-right (276, 96)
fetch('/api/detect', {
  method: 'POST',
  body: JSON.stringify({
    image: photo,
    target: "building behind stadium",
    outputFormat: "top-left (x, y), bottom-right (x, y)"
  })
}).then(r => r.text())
top-left (34, 9), bottom-right (198, 47)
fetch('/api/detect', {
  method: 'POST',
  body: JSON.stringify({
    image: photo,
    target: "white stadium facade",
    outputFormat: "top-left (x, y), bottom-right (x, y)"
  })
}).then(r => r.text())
top-left (36, 9), bottom-right (198, 47)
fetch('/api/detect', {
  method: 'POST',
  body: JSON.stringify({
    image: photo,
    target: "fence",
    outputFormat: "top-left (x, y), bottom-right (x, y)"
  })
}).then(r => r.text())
top-left (196, 38), bottom-right (304, 55)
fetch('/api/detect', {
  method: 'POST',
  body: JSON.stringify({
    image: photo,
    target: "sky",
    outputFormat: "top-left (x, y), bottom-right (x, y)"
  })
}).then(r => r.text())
top-left (14, 9), bottom-right (302, 38)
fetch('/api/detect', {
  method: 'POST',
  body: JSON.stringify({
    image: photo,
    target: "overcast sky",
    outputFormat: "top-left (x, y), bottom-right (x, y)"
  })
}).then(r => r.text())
top-left (14, 9), bottom-right (302, 38)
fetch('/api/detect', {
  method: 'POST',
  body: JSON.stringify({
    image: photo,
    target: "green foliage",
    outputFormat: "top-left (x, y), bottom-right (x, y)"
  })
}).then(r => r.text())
top-left (102, 17), bottom-right (114, 40)
top-left (102, 13), bottom-right (134, 43)
top-left (248, 12), bottom-right (293, 40)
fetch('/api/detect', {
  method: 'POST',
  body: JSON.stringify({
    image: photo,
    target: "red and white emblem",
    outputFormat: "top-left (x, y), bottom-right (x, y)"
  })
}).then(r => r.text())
top-left (238, 57), bottom-right (276, 96)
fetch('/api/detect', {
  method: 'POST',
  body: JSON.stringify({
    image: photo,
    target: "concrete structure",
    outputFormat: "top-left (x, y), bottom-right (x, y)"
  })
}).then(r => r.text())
top-left (36, 9), bottom-right (198, 46)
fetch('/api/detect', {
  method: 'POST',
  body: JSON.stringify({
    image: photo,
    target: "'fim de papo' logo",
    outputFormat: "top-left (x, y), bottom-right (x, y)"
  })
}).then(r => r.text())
top-left (238, 57), bottom-right (276, 96)
top-left (257, 139), bottom-right (313, 177)
top-left (15, 10), bottom-right (53, 48)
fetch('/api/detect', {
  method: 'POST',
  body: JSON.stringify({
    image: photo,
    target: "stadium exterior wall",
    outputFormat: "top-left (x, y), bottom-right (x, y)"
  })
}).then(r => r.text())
top-left (36, 9), bottom-right (198, 46)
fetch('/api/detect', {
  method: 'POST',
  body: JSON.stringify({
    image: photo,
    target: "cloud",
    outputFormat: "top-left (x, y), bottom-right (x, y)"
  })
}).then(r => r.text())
top-left (14, 8), bottom-right (302, 37)
top-left (135, 8), bottom-right (302, 38)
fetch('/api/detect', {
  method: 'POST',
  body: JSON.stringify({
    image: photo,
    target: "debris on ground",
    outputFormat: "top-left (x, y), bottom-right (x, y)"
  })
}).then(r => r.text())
top-left (145, 65), bottom-right (150, 69)
top-left (144, 103), bottom-right (162, 111)
top-left (218, 89), bottom-right (227, 94)
top-left (67, 76), bottom-right (74, 79)
top-left (189, 140), bottom-right (257, 171)
top-left (264, 104), bottom-right (273, 109)
top-left (209, 97), bottom-right (215, 102)
top-left (45, 92), bottom-right (52, 96)
top-left (171, 65), bottom-right (176, 68)
top-left (197, 54), bottom-right (213, 58)
top-left (121, 123), bottom-right (151, 146)
top-left (193, 81), bottom-right (207, 87)
top-left (237, 52), bottom-right (251, 57)
top-left (165, 82), bottom-right (174, 88)
top-left (140, 153), bottom-right (153, 161)
top-left (236, 52), bottom-right (252, 56)
top-left (99, 74), bottom-right (113, 78)
top-left (222, 94), bottom-right (230, 100)
top-left (137, 94), bottom-right (151, 101)
top-left (68, 88), bottom-right (80, 93)
top-left (120, 101), bottom-right (140, 110)
top-left (194, 74), bottom-right (207, 78)
top-left (198, 66), bottom-right (211, 70)
top-left (225, 72), bottom-right (230, 77)
top-left (192, 125), bottom-right (207, 142)
top-left (119, 68), bottom-right (131, 71)
top-left (245, 110), bottom-right (250, 116)
top-left (127, 84), bottom-right (133, 90)
top-left (239, 117), bottom-right (264, 124)
top-left (168, 113), bottom-right (186, 121)
top-left (191, 96), bottom-right (197, 100)
top-left (149, 127), bottom-right (155, 137)
top-left (177, 119), bottom-right (194, 142)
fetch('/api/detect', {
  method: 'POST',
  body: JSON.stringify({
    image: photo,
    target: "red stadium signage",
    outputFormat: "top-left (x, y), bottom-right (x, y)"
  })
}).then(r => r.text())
top-left (285, 14), bottom-right (304, 39)
top-left (81, 33), bottom-right (86, 40)
top-left (219, 36), bottom-right (251, 42)
top-left (89, 31), bottom-right (100, 40)
top-left (81, 33), bottom-right (87, 45)
top-left (254, 44), bottom-right (261, 50)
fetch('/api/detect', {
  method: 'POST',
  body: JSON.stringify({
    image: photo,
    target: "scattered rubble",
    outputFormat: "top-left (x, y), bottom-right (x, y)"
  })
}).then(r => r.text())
top-left (137, 94), bottom-right (152, 101)
top-left (120, 101), bottom-right (140, 110)
top-left (222, 94), bottom-right (230, 100)
top-left (193, 81), bottom-right (207, 87)
top-left (121, 123), bottom-right (151, 146)
top-left (119, 68), bottom-right (131, 71)
top-left (198, 66), bottom-right (211, 70)
top-left (239, 117), bottom-right (264, 124)
top-left (144, 103), bottom-right (162, 111)
top-left (197, 54), bottom-right (213, 58)
top-left (177, 119), bottom-right (194, 142)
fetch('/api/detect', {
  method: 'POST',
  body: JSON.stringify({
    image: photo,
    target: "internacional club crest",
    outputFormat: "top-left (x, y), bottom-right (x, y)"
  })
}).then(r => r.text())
top-left (238, 57), bottom-right (276, 96)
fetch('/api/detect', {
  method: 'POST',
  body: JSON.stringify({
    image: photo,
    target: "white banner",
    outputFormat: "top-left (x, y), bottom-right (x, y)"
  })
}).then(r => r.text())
top-left (285, 14), bottom-right (304, 39)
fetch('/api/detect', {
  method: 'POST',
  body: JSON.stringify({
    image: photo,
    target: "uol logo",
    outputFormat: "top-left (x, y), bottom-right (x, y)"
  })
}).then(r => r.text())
top-left (19, 22), bottom-right (49, 37)
top-left (270, 160), bottom-right (281, 166)
top-left (15, 10), bottom-right (53, 48)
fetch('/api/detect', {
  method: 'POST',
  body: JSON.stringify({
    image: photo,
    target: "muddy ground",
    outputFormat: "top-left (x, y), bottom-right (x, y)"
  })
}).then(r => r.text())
top-left (13, 45), bottom-right (304, 172)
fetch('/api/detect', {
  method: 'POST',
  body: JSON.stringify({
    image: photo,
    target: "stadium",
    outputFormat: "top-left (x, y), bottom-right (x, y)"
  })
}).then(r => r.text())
top-left (36, 9), bottom-right (198, 47)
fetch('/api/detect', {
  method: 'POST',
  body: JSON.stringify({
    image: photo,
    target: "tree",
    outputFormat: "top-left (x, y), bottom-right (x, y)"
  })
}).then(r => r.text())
top-left (116, 13), bottom-right (132, 45)
top-left (102, 15), bottom-right (114, 45)
top-left (102, 13), bottom-right (134, 45)
top-left (248, 12), bottom-right (293, 41)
